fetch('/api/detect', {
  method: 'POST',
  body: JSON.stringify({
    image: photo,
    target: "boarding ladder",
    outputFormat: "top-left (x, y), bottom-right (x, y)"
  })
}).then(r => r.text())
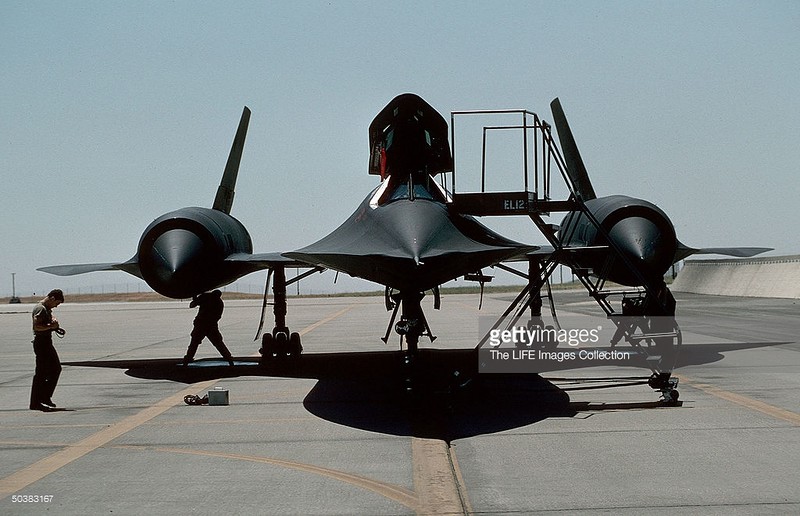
top-left (444, 108), bottom-right (680, 384)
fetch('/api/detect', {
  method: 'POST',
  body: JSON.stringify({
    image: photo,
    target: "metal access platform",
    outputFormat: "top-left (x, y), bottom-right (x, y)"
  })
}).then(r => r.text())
top-left (444, 107), bottom-right (600, 297)
top-left (443, 107), bottom-right (680, 402)
top-left (446, 108), bottom-right (564, 215)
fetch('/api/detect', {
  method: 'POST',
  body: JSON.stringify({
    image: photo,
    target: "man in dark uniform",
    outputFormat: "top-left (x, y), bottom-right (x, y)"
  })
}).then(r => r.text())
top-left (183, 290), bottom-right (234, 366)
top-left (30, 289), bottom-right (64, 412)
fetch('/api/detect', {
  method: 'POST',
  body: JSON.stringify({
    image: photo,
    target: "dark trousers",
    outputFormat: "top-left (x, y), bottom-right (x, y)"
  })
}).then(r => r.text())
top-left (185, 324), bottom-right (232, 360)
top-left (30, 334), bottom-right (61, 407)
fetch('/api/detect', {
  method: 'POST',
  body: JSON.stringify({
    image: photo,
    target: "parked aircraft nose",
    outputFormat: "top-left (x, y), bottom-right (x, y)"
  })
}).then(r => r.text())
top-left (382, 201), bottom-right (450, 264)
top-left (607, 216), bottom-right (676, 284)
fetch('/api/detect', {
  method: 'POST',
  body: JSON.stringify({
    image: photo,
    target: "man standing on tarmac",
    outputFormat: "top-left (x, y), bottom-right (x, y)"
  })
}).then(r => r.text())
top-left (183, 290), bottom-right (235, 366)
top-left (30, 289), bottom-right (65, 412)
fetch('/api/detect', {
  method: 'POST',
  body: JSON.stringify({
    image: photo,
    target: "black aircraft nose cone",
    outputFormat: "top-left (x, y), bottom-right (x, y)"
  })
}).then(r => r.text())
top-left (142, 229), bottom-right (208, 297)
top-left (151, 229), bottom-right (204, 276)
top-left (388, 203), bottom-right (442, 264)
top-left (607, 216), bottom-right (676, 283)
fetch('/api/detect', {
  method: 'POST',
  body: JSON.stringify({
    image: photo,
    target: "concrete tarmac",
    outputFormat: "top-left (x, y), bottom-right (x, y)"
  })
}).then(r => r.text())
top-left (1, 291), bottom-right (798, 514)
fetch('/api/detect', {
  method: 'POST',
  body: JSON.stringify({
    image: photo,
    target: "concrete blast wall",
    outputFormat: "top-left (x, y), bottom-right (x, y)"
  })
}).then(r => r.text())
top-left (671, 255), bottom-right (800, 299)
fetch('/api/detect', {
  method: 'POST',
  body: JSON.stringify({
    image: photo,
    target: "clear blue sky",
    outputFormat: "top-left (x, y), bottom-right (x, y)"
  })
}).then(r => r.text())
top-left (2, 1), bottom-right (798, 297)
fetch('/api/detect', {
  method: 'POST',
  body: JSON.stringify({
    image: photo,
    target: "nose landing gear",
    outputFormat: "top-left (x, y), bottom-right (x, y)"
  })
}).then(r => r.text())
top-left (384, 290), bottom-right (436, 355)
top-left (382, 290), bottom-right (439, 391)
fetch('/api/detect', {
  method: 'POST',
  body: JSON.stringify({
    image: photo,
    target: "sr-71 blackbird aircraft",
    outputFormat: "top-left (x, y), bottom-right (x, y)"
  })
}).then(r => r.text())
top-left (39, 93), bottom-right (770, 402)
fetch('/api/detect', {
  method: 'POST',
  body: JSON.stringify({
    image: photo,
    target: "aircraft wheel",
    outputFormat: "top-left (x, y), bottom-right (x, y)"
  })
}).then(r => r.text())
top-left (260, 333), bottom-right (274, 364)
top-left (275, 332), bottom-right (289, 358)
top-left (288, 332), bottom-right (302, 358)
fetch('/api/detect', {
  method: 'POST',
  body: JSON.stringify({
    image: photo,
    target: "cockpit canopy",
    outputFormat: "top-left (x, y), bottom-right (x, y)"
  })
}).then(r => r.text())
top-left (368, 93), bottom-right (453, 177)
top-left (376, 171), bottom-right (448, 205)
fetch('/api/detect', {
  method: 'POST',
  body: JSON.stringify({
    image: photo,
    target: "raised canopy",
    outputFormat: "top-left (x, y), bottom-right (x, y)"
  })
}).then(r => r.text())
top-left (368, 93), bottom-right (453, 177)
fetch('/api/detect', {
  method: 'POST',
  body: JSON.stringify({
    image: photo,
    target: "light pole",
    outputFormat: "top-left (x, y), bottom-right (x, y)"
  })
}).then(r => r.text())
top-left (10, 273), bottom-right (21, 304)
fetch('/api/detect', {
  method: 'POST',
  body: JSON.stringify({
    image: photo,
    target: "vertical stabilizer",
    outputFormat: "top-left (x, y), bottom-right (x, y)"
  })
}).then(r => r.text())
top-left (550, 98), bottom-right (596, 200)
top-left (213, 106), bottom-right (251, 214)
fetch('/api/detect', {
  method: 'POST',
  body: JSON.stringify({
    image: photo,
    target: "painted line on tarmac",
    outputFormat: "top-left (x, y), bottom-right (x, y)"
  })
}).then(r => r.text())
top-left (116, 445), bottom-right (419, 511)
top-left (298, 306), bottom-right (354, 336)
top-left (246, 305), bottom-right (354, 358)
top-left (676, 374), bottom-right (800, 426)
top-left (0, 306), bottom-right (354, 501)
top-left (0, 379), bottom-right (218, 500)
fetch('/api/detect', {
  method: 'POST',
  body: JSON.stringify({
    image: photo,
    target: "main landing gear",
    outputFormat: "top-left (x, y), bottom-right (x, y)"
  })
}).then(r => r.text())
top-left (649, 372), bottom-right (680, 405)
top-left (259, 266), bottom-right (303, 364)
top-left (261, 330), bottom-right (302, 361)
top-left (611, 281), bottom-right (681, 406)
top-left (483, 254), bottom-right (682, 405)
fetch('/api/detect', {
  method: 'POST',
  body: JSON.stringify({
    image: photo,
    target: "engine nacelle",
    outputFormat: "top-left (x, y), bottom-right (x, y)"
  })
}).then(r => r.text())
top-left (137, 207), bottom-right (253, 298)
top-left (560, 195), bottom-right (678, 286)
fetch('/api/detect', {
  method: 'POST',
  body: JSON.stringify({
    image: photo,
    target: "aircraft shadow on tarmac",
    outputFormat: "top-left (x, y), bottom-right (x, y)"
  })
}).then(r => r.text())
top-left (63, 340), bottom-right (787, 441)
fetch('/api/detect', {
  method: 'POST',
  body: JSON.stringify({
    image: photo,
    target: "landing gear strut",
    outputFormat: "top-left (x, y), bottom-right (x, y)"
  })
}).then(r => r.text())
top-left (383, 290), bottom-right (438, 391)
top-left (259, 267), bottom-right (302, 363)
top-left (384, 290), bottom-right (436, 355)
